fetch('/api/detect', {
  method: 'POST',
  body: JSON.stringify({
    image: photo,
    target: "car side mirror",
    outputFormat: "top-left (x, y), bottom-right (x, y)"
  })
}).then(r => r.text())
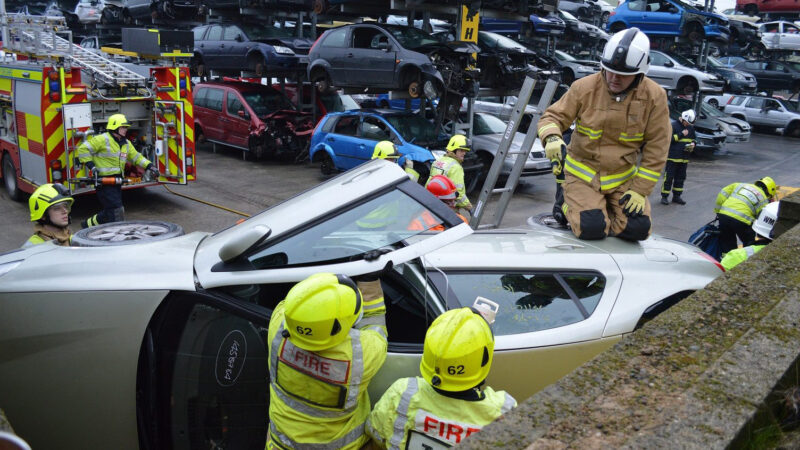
top-left (664, 61), bottom-right (674, 67)
top-left (376, 41), bottom-right (390, 51)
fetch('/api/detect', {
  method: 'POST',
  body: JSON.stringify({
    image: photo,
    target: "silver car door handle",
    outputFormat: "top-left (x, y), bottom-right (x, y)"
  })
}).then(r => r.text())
top-left (347, 53), bottom-right (354, 57)
top-left (546, 243), bottom-right (585, 250)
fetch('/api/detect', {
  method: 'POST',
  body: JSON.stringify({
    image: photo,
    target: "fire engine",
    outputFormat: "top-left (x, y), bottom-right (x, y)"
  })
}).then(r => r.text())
top-left (0, 11), bottom-right (195, 201)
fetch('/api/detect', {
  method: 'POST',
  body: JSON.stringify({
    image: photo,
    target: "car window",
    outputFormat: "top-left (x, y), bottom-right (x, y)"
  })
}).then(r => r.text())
top-left (352, 27), bottom-right (387, 49)
top-left (384, 114), bottom-right (438, 145)
top-left (628, 0), bottom-right (646, 11)
top-left (649, 52), bottom-right (668, 66)
top-left (224, 25), bottom-right (243, 41)
top-left (360, 116), bottom-right (393, 140)
top-left (384, 25), bottom-right (440, 49)
top-left (245, 189), bottom-right (448, 269)
top-left (206, 25), bottom-right (223, 41)
top-left (320, 93), bottom-right (360, 112)
top-left (742, 61), bottom-right (760, 70)
top-left (729, 96), bottom-right (745, 106)
top-left (765, 99), bottom-right (781, 110)
top-left (767, 62), bottom-right (786, 72)
top-left (332, 115), bottom-right (359, 136)
top-left (785, 24), bottom-right (800, 34)
top-left (205, 88), bottom-right (224, 111)
top-left (321, 28), bottom-right (348, 48)
top-left (746, 97), bottom-right (765, 109)
top-left (227, 94), bottom-right (245, 117)
top-left (241, 90), bottom-right (292, 116)
top-left (762, 23), bottom-right (779, 33)
top-left (193, 26), bottom-right (207, 41)
top-left (194, 87), bottom-right (208, 108)
top-left (472, 113), bottom-right (507, 135)
top-left (443, 271), bottom-right (605, 336)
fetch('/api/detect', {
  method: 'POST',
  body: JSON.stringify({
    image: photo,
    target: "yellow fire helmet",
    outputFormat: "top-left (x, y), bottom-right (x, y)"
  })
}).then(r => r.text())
top-left (446, 134), bottom-right (471, 152)
top-left (283, 273), bottom-right (363, 351)
top-left (29, 183), bottom-right (73, 222)
top-left (420, 307), bottom-right (494, 392)
top-left (758, 176), bottom-right (777, 198)
top-left (372, 140), bottom-right (401, 160)
top-left (106, 113), bottom-right (131, 131)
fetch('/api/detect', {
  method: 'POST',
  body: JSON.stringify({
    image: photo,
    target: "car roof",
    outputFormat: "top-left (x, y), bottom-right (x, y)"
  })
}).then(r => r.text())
top-left (195, 80), bottom-right (281, 92)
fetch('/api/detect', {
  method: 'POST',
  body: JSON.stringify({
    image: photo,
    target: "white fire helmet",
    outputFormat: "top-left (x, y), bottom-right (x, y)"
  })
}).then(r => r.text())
top-left (752, 201), bottom-right (779, 239)
top-left (600, 27), bottom-right (651, 75)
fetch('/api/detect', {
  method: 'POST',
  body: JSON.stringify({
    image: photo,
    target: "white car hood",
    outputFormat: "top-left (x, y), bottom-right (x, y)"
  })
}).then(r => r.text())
top-left (0, 232), bottom-right (207, 292)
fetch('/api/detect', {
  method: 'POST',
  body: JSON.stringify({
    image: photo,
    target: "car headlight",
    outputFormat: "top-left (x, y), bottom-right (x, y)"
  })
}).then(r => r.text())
top-left (274, 46), bottom-right (295, 55)
top-left (733, 72), bottom-right (745, 80)
top-left (424, 80), bottom-right (438, 99)
top-left (577, 65), bottom-right (594, 73)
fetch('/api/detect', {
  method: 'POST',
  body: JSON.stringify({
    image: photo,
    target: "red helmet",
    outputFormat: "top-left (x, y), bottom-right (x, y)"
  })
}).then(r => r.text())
top-left (427, 175), bottom-right (457, 199)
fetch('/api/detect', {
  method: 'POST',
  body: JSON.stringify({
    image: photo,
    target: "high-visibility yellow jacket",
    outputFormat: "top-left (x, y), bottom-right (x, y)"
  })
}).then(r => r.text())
top-left (721, 244), bottom-right (766, 271)
top-left (537, 72), bottom-right (671, 196)
top-left (366, 377), bottom-right (516, 449)
top-left (267, 280), bottom-right (387, 450)
top-left (714, 183), bottom-right (769, 225)
top-left (21, 225), bottom-right (72, 248)
top-left (77, 132), bottom-right (150, 176)
top-left (429, 156), bottom-right (471, 209)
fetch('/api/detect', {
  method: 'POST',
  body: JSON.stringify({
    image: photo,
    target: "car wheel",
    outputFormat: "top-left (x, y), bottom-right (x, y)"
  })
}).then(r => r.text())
top-left (708, 98), bottom-right (719, 108)
top-left (195, 125), bottom-right (206, 144)
top-left (686, 22), bottom-right (704, 43)
top-left (2, 153), bottom-right (21, 201)
top-left (744, 4), bottom-right (758, 15)
top-left (313, 70), bottom-right (332, 93)
top-left (191, 55), bottom-right (205, 78)
top-left (676, 77), bottom-right (698, 95)
top-left (313, 0), bottom-right (327, 14)
top-left (747, 43), bottom-right (766, 58)
top-left (785, 121), bottom-right (800, 138)
top-left (71, 220), bottom-right (184, 247)
top-left (601, 11), bottom-right (609, 25)
top-left (251, 55), bottom-right (267, 77)
top-left (609, 22), bottom-right (626, 33)
top-left (562, 68), bottom-right (575, 85)
top-left (407, 80), bottom-right (421, 98)
top-left (318, 152), bottom-right (335, 175)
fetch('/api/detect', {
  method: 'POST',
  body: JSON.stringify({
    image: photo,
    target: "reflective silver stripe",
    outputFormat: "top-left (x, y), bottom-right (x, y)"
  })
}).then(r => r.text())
top-left (100, 134), bottom-right (122, 159)
top-left (390, 377), bottom-right (419, 450)
top-left (564, 158), bottom-right (595, 182)
top-left (358, 315), bottom-right (386, 328)
top-left (501, 393), bottom-right (516, 415)
top-left (362, 325), bottom-right (387, 340)
top-left (745, 246), bottom-right (756, 257)
top-left (269, 324), bottom-right (364, 418)
top-left (363, 300), bottom-right (385, 311)
top-left (719, 205), bottom-right (753, 224)
top-left (270, 420), bottom-right (366, 450)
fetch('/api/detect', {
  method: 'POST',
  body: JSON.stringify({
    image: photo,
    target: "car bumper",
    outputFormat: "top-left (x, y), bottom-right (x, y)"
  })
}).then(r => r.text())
top-left (501, 155), bottom-right (552, 176)
top-left (727, 79), bottom-right (758, 93)
top-left (695, 131), bottom-right (726, 150)
top-left (700, 79), bottom-right (726, 92)
top-left (724, 131), bottom-right (750, 143)
top-left (266, 54), bottom-right (303, 71)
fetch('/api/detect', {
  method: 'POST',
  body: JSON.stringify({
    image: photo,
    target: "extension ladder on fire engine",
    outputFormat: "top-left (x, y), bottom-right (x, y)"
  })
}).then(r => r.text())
top-left (2, 13), bottom-right (146, 86)
top-left (469, 76), bottom-right (560, 230)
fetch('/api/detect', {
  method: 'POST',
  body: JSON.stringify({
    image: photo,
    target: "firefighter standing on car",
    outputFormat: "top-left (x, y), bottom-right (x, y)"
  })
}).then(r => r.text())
top-left (77, 114), bottom-right (159, 228)
top-left (373, 140), bottom-right (420, 181)
top-left (22, 184), bottom-right (74, 248)
top-left (366, 307), bottom-right (517, 449)
top-left (661, 109), bottom-right (696, 206)
top-left (427, 135), bottom-right (473, 213)
top-left (714, 176), bottom-right (777, 255)
top-left (537, 28), bottom-right (671, 241)
top-left (266, 271), bottom-right (388, 450)
top-left (721, 201), bottom-right (779, 271)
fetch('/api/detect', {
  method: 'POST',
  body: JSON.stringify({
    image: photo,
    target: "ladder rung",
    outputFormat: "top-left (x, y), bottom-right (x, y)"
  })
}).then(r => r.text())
top-left (492, 187), bottom-right (512, 195)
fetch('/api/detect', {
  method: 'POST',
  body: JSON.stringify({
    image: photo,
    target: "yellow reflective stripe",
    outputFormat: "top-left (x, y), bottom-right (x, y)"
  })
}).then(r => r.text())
top-left (676, 138), bottom-right (693, 142)
top-left (575, 123), bottom-right (602, 140)
top-left (673, 134), bottom-right (679, 141)
top-left (538, 123), bottom-right (560, 135)
top-left (619, 132), bottom-right (644, 142)
top-left (600, 165), bottom-right (636, 190)
top-left (636, 167), bottom-right (660, 182)
top-left (667, 158), bottom-right (689, 163)
top-left (564, 155), bottom-right (596, 183)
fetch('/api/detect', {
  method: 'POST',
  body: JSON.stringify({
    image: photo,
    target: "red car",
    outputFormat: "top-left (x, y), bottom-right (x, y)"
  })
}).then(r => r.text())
top-left (193, 80), bottom-right (314, 159)
top-left (737, 0), bottom-right (800, 15)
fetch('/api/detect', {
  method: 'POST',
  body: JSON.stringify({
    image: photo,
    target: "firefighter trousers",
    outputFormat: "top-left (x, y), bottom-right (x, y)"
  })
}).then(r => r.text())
top-left (90, 184), bottom-right (125, 226)
top-left (563, 173), bottom-right (652, 241)
top-left (717, 213), bottom-right (755, 255)
top-left (661, 160), bottom-right (687, 197)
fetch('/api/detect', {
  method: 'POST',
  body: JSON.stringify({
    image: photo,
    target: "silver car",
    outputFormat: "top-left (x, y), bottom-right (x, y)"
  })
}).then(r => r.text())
top-left (723, 94), bottom-right (800, 137)
top-left (673, 96), bottom-right (751, 143)
top-left (648, 50), bottom-right (726, 94)
top-left (760, 21), bottom-right (800, 51)
top-left (0, 160), bottom-right (723, 450)
top-left (73, 0), bottom-right (123, 24)
top-left (553, 49), bottom-right (600, 85)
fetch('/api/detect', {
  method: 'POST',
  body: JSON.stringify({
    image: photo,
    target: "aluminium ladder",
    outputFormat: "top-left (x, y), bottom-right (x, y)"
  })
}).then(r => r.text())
top-left (469, 76), bottom-right (560, 230)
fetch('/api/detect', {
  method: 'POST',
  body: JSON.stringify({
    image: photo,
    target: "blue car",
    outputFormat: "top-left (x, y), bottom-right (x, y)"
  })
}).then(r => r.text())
top-left (481, 14), bottom-right (566, 38)
top-left (309, 109), bottom-right (439, 176)
top-left (607, 0), bottom-right (730, 44)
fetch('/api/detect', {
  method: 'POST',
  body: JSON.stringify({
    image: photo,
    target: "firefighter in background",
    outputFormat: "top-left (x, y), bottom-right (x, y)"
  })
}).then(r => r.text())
top-left (409, 175), bottom-right (468, 231)
top-left (266, 271), bottom-right (388, 450)
top-left (77, 114), bottom-right (159, 228)
top-left (721, 201), bottom-right (779, 271)
top-left (373, 140), bottom-right (420, 182)
top-left (714, 176), bottom-right (777, 255)
top-left (367, 307), bottom-right (516, 449)
top-left (428, 134), bottom-right (473, 213)
top-left (22, 183), bottom-right (73, 248)
top-left (538, 28), bottom-right (671, 241)
top-left (661, 109), bottom-right (696, 205)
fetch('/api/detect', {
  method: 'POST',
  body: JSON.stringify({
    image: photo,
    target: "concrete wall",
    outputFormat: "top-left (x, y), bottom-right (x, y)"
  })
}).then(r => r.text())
top-left (461, 191), bottom-right (800, 449)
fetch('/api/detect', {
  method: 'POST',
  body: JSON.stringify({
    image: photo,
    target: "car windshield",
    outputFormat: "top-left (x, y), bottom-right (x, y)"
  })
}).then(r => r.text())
top-left (554, 50), bottom-right (574, 61)
top-left (472, 113), bottom-right (508, 135)
top-left (486, 32), bottom-right (528, 51)
top-left (560, 10), bottom-right (578, 21)
top-left (668, 52), bottom-right (698, 68)
top-left (384, 25), bottom-right (440, 49)
top-left (385, 114), bottom-right (439, 143)
top-left (701, 102), bottom-right (725, 117)
top-left (707, 56), bottom-right (724, 68)
top-left (320, 93), bottom-right (360, 112)
top-left (240, 24), bottom-right (294, 40)
top-left (246, 189), bottom-right (444, 268)
top-left (241, 90), bottom-right (293, 116)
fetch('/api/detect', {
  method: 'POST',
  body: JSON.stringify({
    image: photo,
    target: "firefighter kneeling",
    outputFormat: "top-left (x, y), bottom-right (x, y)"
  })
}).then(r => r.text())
top-left (537, 28), bottom-right (671, 241)
top-left (77, 114), bottom-right (159, 228)
top-left (367, 307), bottom-right (517, 449)
top-left (267, 272), bottom-right (388, 450)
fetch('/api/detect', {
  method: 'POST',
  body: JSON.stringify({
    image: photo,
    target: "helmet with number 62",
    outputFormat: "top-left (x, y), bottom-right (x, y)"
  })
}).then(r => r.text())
top-left (419, 307), bottom-right (494, 392)
top-left (283, 273), bottom-right (363, 351)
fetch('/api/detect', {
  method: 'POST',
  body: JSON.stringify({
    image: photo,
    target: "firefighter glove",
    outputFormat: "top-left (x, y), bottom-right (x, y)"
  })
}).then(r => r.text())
top-left (544, 135), bottom-right (565, 176)
top-left (619, 190), bottom-right (646, 217)
top-left (85, 161), bottom-right (96, 176)
top-left (146, 164), bottom-right (160, 180)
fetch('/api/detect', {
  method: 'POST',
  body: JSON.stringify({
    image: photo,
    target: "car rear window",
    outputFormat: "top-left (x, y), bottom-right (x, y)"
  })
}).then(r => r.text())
top-left (332, 115), bottom-right (359, 136)
top-left (321, 28), bottom-right (347, 48)
top-left (205, 88), bottom-right (224, 111)
top-left (443, 271), bottom-right (605, 336)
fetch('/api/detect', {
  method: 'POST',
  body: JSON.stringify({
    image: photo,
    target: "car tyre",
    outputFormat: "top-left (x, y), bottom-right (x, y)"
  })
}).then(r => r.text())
top-left (72, 220), bottom-right (184, 247)
top-left (313, 0), bottom-right (327, 14)
top-left (785, 121), bottom-right (800, 138)
top-left (686, 22), bottom-right (705, 43)
top-left (708, 98), bottom-right (719, 108)
top-left (562, 68), bottom-right (575, 85)
top-left (609, 22), bottom-right (626, 33)
top-left (318, 152), bottom-right (335, 175)
top-left (407, 80), bottom-right (421, 98)
top-left (676, 77), bottom-right (698, 95)
top-left (191, 55), bottom-right (205, 78)
top-left (2, 153), bottom-right (21, 201)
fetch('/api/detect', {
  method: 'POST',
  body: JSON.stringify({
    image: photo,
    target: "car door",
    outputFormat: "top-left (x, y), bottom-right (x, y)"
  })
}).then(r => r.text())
top-left (778, 22), bottom-right (800, 50)
top-left (642, 0), bottom-right (680, 33)
top-left (764, 61), bottom-right (790, 90)
top-left (193, 159), bottom-right (473, 290)
top-left (761, 98), bottom-right (786, 128)
top-left (351, 115), bottom-right (396, 162)
top-left (201, 25), bottom-right (224, 68)
top-left (201, 87), bottom-right (225, 141)
top-left (317, 27), bottom-right (351, 85)
top-left (646, 51), bottom-right (675, 88)
top-left (322, 114), bottom-right (362, 169)
top-left (744, 96), bottom-right (767, 124)
top-left (224, 90), bottom-right (251, 149)
top-left (348, 26), bottom-right (397, 87)
top-left (223, 25), bottom-right (249, 70)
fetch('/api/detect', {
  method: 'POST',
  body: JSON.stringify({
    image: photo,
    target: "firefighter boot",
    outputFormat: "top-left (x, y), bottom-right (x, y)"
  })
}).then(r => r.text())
top-left (660, 195), bottom-right (670, 205)
top-left (672, 195), bottom-right (686, 205)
